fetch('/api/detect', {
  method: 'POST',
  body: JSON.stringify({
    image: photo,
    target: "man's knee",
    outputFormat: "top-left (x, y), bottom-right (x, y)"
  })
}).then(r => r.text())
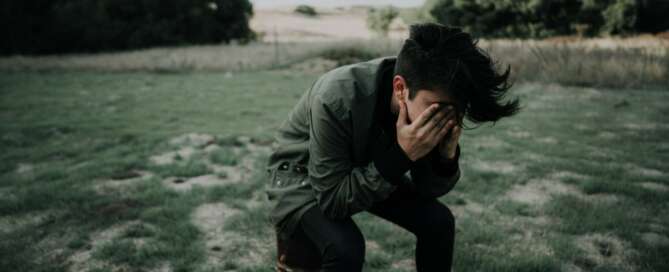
top-left (322, 232), bottom-right (365, 269)
top-left (417, 202), bottom-right (455, 237)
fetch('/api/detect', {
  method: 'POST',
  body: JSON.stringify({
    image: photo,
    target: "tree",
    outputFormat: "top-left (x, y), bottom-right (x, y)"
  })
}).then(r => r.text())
top-left (428, 0), bottom-right (668, 38)
top-left (0, 0), bottom-right (256, 55)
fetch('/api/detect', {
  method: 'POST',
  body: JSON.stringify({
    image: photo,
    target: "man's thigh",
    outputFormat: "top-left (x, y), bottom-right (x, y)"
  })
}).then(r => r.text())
top-left (298, 204), bottom-right (365, 254)
top-left (366, 182), bottom-right (454, 235)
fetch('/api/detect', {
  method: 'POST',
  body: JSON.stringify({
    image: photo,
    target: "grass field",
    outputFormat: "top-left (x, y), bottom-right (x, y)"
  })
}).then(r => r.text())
top-left (1, 68), bottom-right (668, 272)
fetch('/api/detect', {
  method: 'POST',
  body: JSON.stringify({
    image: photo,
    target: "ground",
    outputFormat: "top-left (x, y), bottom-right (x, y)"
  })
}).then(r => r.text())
top-left (1, 69), bottom-right (667, 272)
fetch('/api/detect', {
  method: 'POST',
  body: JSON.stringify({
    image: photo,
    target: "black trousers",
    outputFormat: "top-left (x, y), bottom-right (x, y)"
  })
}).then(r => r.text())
top-left (293, 182), bottom-right (456, 272)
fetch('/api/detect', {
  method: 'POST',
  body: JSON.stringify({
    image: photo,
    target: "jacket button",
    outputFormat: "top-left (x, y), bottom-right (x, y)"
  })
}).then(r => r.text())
top-left (279, 162), bottom-right (289, 170)
top-left (294, 166), bottom-right (306, 173)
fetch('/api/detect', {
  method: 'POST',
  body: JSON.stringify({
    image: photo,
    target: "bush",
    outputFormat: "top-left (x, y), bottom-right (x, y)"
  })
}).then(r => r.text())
top-left (366, 5), bottom-right (399, 37)
top-left (294, 5), bottom-right (317, 17)
top-left (428, 0), bottom-right (669, 38)
top-left (601, 0), bottom-right (638, 35)
top-left (319, 47), bottom-right (381, 67)
top-left (0, 0), bottom-right (256, 55)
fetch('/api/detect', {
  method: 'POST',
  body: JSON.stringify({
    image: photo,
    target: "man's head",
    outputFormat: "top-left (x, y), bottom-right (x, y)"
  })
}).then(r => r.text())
top-left (392, 23), bottom-right (520, 127)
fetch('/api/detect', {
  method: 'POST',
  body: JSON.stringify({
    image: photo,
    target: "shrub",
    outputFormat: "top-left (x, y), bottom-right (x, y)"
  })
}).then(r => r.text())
top-left (319, 47), bottom-right (381, 66)
top-left (294, 5), bottom-right (317, 17)
top-left (366, 5), bottom-right (399, 37)
top-left (0, 0), bottom-right (256, 55)
top-left (428, 0), bottom-right (669, 38)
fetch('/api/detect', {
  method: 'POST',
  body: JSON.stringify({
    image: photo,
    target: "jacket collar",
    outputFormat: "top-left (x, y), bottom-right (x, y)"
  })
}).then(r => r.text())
top-left (374, 56), bottom-right (397, 135)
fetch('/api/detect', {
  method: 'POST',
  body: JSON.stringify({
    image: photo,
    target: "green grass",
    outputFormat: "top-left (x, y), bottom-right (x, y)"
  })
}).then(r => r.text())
top-left (1, 69), bottom-right (668, 272)
top-left (209, 147), bottom-right (238, 166)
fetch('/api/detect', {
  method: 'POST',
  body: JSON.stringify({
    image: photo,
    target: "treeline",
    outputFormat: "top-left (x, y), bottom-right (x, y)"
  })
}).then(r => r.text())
top-left (0, 0), bottom-right (255, 55)
top-left (430, 0), bottom-right (669, 38)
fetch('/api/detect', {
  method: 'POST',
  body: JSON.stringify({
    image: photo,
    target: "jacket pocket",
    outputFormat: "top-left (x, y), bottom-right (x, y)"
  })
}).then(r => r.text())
top-left (267, 161), bottom-right (309, 201)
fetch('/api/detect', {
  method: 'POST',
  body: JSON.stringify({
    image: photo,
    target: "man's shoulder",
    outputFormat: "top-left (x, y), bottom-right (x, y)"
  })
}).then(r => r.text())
top-left (311, 56), bottom-right (395, 112)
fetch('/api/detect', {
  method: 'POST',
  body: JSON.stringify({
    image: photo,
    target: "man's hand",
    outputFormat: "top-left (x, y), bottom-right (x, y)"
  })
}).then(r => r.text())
top-left (396, 100), bottom-right (458, 161)
top-left (438, 121), bottom-right (462, 160)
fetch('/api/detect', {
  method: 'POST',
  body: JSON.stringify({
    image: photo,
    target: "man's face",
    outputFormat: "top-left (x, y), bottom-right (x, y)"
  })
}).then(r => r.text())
top-left (394, 75), bottom-right (463, 126)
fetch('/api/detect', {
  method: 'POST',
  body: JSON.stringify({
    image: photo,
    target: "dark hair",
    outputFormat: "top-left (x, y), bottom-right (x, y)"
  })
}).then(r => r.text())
top-left (394, 22), bottom-right (521, 128)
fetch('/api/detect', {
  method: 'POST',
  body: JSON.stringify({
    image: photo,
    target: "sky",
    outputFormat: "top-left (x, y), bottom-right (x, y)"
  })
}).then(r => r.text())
top-left (251, 0), bottom-right (426, 8)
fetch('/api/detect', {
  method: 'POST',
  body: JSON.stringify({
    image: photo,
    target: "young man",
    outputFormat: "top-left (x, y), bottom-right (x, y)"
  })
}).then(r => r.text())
top-left (265, 23), bottom-right (520, 271)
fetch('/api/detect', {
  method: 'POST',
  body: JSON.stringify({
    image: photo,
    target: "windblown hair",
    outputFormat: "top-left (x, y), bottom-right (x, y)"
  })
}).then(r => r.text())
top-left (394, 22), bottom-right (521, 128)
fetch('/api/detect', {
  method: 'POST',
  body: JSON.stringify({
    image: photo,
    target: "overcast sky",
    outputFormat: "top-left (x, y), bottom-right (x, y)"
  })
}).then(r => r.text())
top-left (251, 0), bottom-right (426, 8)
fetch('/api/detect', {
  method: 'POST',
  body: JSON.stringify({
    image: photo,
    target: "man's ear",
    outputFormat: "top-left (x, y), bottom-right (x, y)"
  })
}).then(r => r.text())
top-left (393, 75), bottom-right (407, 102)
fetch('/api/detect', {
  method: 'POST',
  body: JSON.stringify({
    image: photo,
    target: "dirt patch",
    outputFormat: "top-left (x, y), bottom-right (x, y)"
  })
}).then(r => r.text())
top-left (548, 171), bottom-right (590, 182)
top-left (506, 130), bottom-right (532, 139)
top-left (243, 190), bottom-right (270, 210)
top-left (622, 122), bottom-right (660, 130)
top-left (66, 220), bottom-right (160, 272)
top-left (151, 133), bottom-right (271, 192)
top-left (579, 88), bottom-right (604, 99)
top-left (624, 163), bottom-right (665, 178)
top-left (450, 200), bottom-right (485, 218)
top-left (169, 133), bottom-right (215, 148)
top-left (192, 202), bottom-right (273, 268)
top-left (483, 212), bottom-right (557, 263)
top-left (638, 182), bottom-right (669, 192)
top-left (192, 202), bottom-right (242, 236)
top-left (162, 174), bottom-right (241, 191)
top-left (574, 123), bottom-right (590, 131)
top-left (471, 135), bottom-right (510, 149)
top-left (596, 131), bottom-right (617, 140)
top-left (470, 159), bottom-right (521, 175)
top-left (506, 229), bottom-right (555, 258)
top-left (0, 209), bottom-right (64, 235)
top-left (573, 233), bottom-right (638, 272)
top-left (391, 258), bottom-right (415, 271)
top-left (536, 137), bottom-right (558, 144)
top-left (93, 170), bottom-right (155, 194)
top-left (648, 223), bottom-right (666, 233)
top-left (366, 239), bottom-right (391, 260)
top-left (15, 162), bottom-right (34, 174)
top-left (149, 147), bottom-right (198, 165)
top-left (640, 232), bottom-right (669, 247)
top-left (506, 176), bottom-right (621, 207)
top-left (505, 178), bottom-right (583, 206)
top-left (521, 152), bottom-right (550, 163)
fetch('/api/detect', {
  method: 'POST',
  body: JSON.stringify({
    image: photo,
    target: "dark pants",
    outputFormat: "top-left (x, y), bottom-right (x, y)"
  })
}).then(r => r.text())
top-left (293, 183), bottom-right (456, 272)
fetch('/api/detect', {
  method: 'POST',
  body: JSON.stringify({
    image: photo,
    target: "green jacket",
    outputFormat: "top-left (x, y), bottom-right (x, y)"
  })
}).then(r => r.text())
top-left (264, 56), bottom-right (462, 241)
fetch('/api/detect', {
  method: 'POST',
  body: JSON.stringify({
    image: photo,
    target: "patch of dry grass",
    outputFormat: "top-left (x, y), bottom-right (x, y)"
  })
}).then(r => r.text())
top-left (1, 36), bottom-right (666, 89)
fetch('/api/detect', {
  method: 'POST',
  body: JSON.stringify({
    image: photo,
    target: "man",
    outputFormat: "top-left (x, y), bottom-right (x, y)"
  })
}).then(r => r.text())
top-left (265, 23), bottom-right (520, 271)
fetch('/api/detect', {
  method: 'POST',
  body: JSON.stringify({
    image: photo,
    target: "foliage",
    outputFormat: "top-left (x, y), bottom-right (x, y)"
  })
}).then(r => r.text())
top-left (366, 5), bottom-right (400, 37)
top-left (294, 5), bottom-right (318, 17)
top-left (0, 0), bottom-right (256, 55)
top-left (429, 0), bottom-right (669, 38)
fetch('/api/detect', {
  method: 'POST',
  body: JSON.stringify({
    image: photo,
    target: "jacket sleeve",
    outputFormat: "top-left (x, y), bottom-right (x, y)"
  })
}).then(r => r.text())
top-left (307, 94), bottom-right (413, 220)
top-left (410, 143), bottom-right (461, 198)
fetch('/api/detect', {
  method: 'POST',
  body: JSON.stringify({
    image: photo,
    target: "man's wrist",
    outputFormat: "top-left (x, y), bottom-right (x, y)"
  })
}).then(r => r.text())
top-left (431, 144), bottom-right (460, 176)
top-left (372, 133), bottom-right (413, 185)
top-left (438, 144), bottom-right (460, 162)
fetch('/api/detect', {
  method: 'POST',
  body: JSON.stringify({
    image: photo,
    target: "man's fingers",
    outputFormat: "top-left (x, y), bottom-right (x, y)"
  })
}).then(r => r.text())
top-left (434, 119), bottom-right (454, 143)
top-left (396, 99), bottom-right (409, 127)
top-left (425, 109), bottom-right (456, 135)
top-left (452, 125), bottom-right (462, 141)
top-left (411, 103), bottom-right (441, 129)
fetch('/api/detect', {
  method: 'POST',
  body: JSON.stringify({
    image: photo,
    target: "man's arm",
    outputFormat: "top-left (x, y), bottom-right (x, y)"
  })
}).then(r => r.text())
top-left (410, 143), bottom-right (461, 198)
top-left (308, 94), bottom-right (412, 220)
